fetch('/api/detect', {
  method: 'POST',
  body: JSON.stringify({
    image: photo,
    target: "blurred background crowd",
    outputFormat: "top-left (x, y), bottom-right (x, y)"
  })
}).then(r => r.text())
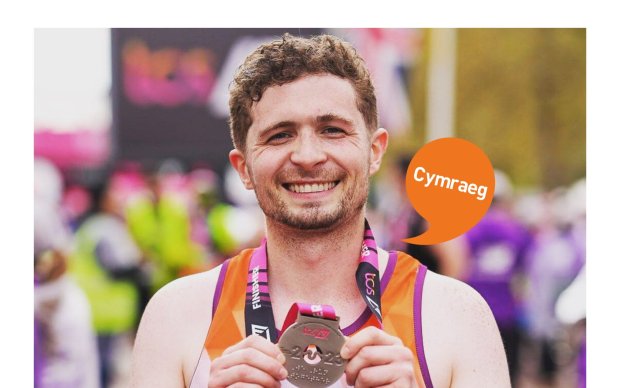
top-left (34, 28), bottom-right (586, 387)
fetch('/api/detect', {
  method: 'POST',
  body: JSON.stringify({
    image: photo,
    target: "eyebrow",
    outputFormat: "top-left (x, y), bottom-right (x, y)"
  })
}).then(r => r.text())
top-left (315, 113), bottom-right (354, 127)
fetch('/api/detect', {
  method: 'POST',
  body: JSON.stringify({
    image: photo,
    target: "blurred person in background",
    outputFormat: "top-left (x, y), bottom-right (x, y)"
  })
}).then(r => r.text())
top-left (375, 154), bottom-right (470, 279)
top-left (151, 162), bottom-right (207, 286)
top-left (188, 165), bottom-right (224, 261)
top-left (205, 165), bottom-right (265, 259)
top-left (124, 160), bottom-right (211, 294)
top-left (34, 158), bottom-right (100, 388)
top-left (517, 181), bottom-right (585, 386)
top-left (68, 169), bottom-right (148, 387)
top-left (463, 169), bottom-right (531, 385)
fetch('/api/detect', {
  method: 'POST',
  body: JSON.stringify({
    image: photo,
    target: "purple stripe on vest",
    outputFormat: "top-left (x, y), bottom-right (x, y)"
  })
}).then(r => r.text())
top-left (341, 251), bottom-right (397, 336)
top-left (414, 265), bottom-right (433, 388)
top-left (212, 259), bottom-right (230, 318)
top-left (342, 309), bottom-right (372, 336)
top-left (381, 251), bottom-right (397, 291)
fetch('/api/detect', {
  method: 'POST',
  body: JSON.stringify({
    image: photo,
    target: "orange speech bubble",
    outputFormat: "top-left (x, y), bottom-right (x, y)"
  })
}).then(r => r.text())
top-left (403, 137), bottom-right (495, 245)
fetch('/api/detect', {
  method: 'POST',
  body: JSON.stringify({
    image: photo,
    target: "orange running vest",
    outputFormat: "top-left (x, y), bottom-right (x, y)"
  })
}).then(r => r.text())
top-left (192, 249), bottom-right (433, 387)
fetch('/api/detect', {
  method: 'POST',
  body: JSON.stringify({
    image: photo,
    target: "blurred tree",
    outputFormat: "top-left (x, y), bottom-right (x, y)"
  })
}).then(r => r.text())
top-left (457, 28), bottom-right (585, 189)
top-left (404, 29), bottom-right (585, 189)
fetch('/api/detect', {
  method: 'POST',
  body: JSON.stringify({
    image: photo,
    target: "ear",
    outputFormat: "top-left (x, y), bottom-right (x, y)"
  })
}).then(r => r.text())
top-left (369, 128), bottom-right (389, 176)
top-left (229, 149), bottom-right (254, 190)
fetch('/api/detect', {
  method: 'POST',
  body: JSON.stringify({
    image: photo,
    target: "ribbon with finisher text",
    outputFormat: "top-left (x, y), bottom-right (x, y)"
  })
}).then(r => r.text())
top-left (244, 219), bottom-right (383, 342)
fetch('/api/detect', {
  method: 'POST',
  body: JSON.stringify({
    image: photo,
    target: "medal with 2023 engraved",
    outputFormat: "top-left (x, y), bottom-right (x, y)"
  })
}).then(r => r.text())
top-left (278, 309), bottom-right (347, 387)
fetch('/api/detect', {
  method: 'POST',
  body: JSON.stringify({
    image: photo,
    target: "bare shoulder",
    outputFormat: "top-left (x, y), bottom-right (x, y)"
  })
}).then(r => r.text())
top-left (131, 265), bottom-right (222, 388)
top-left (423, 270), bottom-right (497, 330)
top-left (422, 271), bottom-right (510, 388)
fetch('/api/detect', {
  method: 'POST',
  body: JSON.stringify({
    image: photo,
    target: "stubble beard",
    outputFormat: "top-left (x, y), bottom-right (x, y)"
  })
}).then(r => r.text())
top-left (251, 170), bottom-right (369, 231)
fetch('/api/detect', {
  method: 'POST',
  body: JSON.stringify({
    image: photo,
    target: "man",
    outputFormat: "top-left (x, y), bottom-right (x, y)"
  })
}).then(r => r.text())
top-left (131, 33), bottom-right (510, 387)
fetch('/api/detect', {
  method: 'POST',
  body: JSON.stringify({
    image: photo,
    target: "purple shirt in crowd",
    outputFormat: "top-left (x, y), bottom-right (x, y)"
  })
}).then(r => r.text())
top-left (465, 207), bottom-right (531, 327)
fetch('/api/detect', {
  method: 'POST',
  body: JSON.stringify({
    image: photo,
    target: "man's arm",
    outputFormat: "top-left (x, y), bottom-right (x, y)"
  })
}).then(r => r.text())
top-left (423, 271), bottom-right (510, 387)
top-left (131, 270), bottom-right (218, 387)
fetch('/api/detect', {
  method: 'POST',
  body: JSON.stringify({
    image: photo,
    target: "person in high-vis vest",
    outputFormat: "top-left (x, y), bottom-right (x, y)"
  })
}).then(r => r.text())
top-left (70, 178), bottom-right (144, 387)
top-left (124, 168), bottom-right (213, 294)
top-left (132, 34), bottom-right (510, 388)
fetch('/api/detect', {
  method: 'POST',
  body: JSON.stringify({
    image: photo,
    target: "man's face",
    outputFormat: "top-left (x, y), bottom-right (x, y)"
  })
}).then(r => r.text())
top-left (230, 74), bottom-right (387, 230)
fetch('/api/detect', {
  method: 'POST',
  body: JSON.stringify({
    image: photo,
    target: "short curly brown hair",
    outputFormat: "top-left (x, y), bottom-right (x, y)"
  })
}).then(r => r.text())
top-left (228, 33), bottom-right (378, 152)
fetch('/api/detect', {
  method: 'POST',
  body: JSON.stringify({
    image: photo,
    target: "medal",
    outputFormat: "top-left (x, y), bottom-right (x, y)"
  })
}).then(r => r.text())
top-left (243, 220), bottom-right (384, 385)
top-left (278, 304), bottom-right (347, 387)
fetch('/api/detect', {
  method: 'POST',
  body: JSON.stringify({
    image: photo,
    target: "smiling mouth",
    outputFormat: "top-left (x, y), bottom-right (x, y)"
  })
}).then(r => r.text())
top-left (284, 181), bottom-right (339, 193)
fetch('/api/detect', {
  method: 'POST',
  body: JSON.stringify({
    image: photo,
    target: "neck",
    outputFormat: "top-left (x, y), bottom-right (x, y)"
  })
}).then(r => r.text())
top-left (265, 212), bottom-right (368, 325)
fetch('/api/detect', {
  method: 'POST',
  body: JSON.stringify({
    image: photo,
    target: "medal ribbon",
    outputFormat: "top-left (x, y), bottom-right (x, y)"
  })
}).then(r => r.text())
top-left (244, 219), bottom-right (383, 343)
top-left (279, 303), bottom-right (338, 341)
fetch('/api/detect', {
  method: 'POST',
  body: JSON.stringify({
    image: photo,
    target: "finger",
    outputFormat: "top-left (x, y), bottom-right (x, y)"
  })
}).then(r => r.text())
top-left (351, 363), bottom-right (414, 388)
top-left (212, 347), bottom-right (288, 381)
top-left (223, 334), bottom-right (285, 363)
top-left (344, 345), bottom-right (412, 386)
top-left (340, 327), bottom-right (402, 359)
top-left (211, 364), bottom-right (284, 388)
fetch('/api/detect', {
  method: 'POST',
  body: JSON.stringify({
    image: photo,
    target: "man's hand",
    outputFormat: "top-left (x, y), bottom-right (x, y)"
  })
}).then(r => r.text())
top-left (208, 334), bottom-right (288, 388)
top-left (340, 327), bottom-right (416, 388)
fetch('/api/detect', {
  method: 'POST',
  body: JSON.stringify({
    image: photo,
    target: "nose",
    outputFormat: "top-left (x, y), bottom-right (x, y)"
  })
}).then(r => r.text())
top-left (290, 130), bottom-right (327, 170)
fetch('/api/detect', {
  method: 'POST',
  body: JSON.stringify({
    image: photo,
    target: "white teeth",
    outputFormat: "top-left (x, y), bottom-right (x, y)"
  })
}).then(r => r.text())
top-left (289, 182), bottom-right (336, 193)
